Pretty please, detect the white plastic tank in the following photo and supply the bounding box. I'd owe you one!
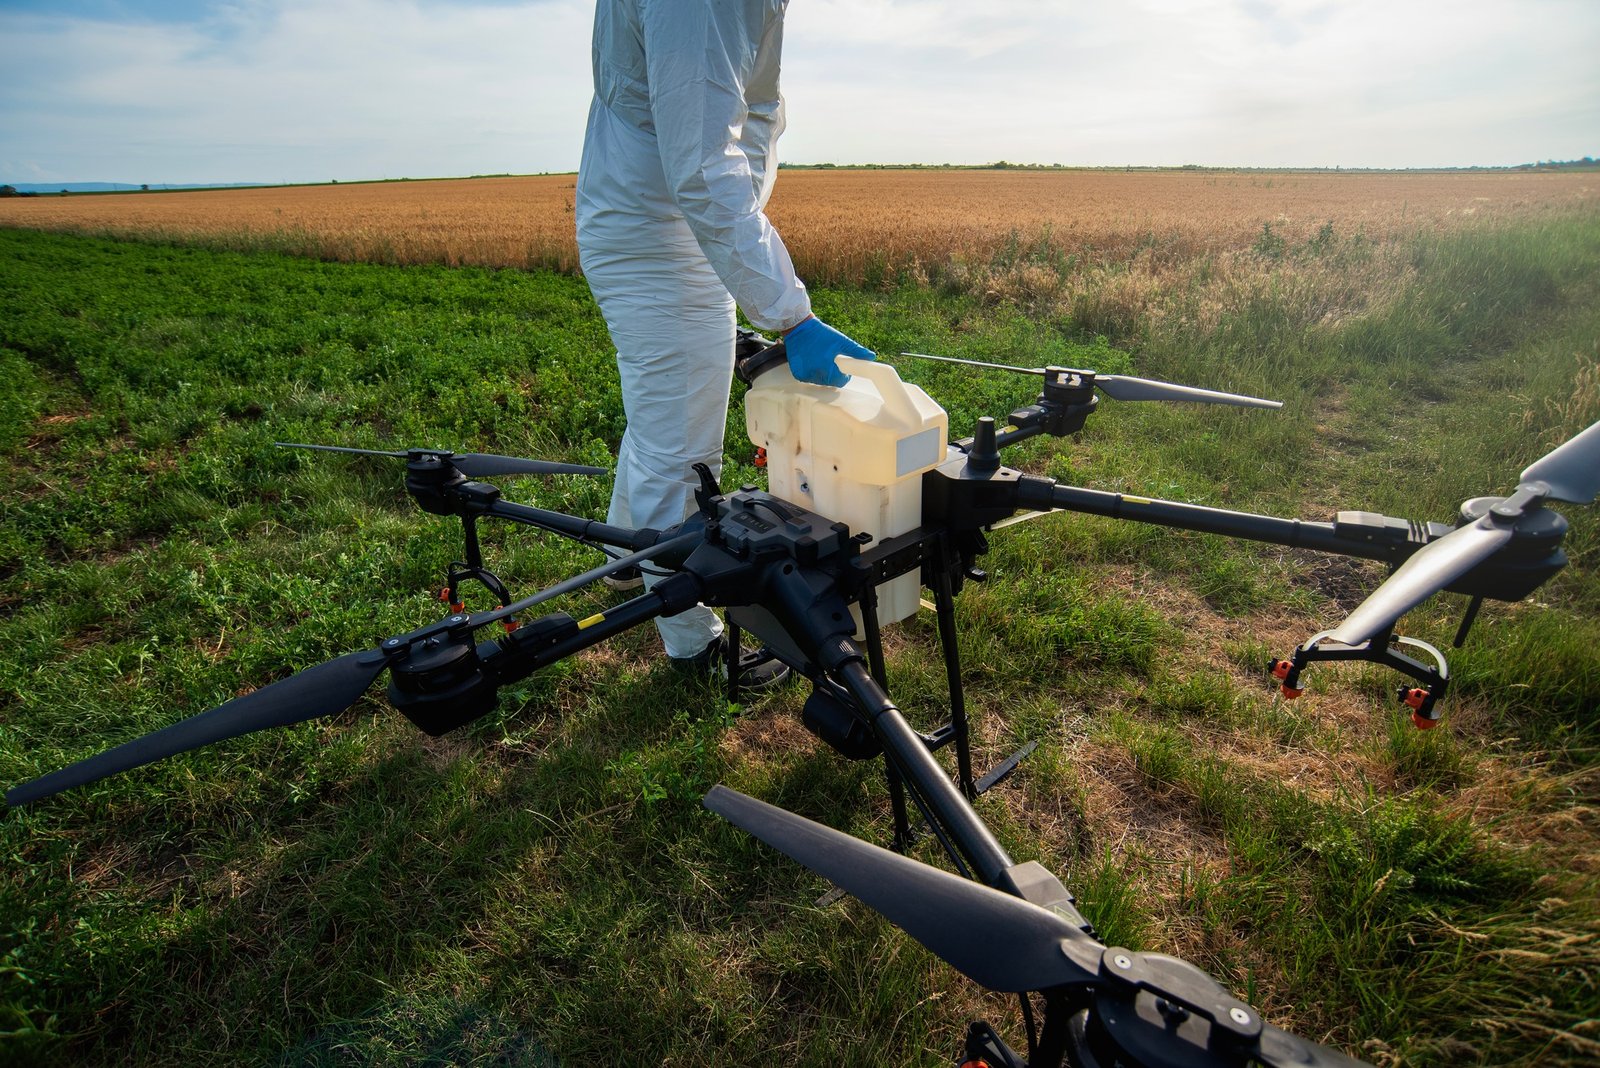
[745,354,948,630]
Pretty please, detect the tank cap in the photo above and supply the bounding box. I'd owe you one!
[735,341,789,385]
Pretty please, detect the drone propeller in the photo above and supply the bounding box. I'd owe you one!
[1094,374,1281,409]
[275,443,608,479]
[705,784,1088,993]
[6,649,391,807]
[896,352,1282,410]
[7,527,701,808]
[1324,521,1512,647]
[1326,418,1600,648]
[1519,419,1600,505]
[706,786,1367,1068]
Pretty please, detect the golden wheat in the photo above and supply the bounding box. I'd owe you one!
[2,169,1593,284]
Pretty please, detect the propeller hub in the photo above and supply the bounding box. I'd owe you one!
[1437,496,1570,603]
[1041,367,1097,407]
[1083,986,1242,1068]
[405,455,471,516]
[1459,496,1568,553]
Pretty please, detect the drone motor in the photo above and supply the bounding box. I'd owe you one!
[801,683,882,760]
[386,623,499,736]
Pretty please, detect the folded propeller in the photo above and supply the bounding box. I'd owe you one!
[1326,419,1600,648]
[896,352,1283,410]
[705,785,1366,1067]
[275,442,608,478]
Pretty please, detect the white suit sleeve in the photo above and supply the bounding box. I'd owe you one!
[741,46,784,210]
[638,0,811,333]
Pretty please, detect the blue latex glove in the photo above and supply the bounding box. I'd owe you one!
[783,316,876,387]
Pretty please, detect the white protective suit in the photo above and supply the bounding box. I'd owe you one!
[577,0,812,658]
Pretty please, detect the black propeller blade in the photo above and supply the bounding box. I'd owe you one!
[704,785,1091,993]
[1258,1025,1371,1068]
[1326,418,1600,648]
[1096,374,1282,409]
[896,352,1282,409]
[1326,519,1513,647]
[450,452,608,479]
[706,786,1369,1068]
[1520,419,1600,505]
[275,442,608,478]
[6,649,390,807]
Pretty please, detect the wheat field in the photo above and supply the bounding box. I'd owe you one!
[2,169,1593,284]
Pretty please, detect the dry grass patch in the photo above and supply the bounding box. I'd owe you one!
[720,700,818,767]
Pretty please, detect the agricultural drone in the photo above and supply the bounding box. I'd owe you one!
[9,330,1599,1068]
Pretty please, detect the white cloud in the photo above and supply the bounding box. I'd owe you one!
[0,0,595,183]
[1,0,1596,182]
[780,0,1600,167]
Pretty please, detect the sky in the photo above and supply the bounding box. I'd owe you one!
[1,0,1597,185]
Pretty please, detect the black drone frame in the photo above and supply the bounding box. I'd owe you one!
[9,337,1597,1068]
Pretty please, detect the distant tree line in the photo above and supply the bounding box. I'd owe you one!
[1521,157,1598,170]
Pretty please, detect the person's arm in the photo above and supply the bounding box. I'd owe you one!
[638,0,809,333]
[739,12,784,210]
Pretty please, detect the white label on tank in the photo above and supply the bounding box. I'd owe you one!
[896,427,943,478]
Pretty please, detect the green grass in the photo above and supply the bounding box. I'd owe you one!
[1,220,1598,1066]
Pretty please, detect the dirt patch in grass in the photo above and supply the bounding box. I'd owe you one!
[23,408,93,455]
[70,831,211,904]
[1025,736,1320,1029]
[1095,564,1385,735]
[417,732,478,772]
[721,701,819,768]
[1287,550,1387,614]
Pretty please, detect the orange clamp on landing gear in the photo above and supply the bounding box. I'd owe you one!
[497,608,520,633]
[1270,659,1304,699]
[438,587,465,613]
[1399,686,1440,729]
[1277,630,1449,723]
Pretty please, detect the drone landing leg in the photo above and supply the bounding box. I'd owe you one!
[462,513,485,571]
[726,614,743,706]
[862,587,915,852]
[928,544,1037,801]
[441,515,516,617]
[933,563,978,798]
[961,1019,1027,1068]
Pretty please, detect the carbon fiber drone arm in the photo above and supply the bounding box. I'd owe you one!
[921,450,1565,608]
[923,453,1433,570]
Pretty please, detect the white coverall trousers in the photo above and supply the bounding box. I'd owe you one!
[577,0,808,659]
[581,224,733,659]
